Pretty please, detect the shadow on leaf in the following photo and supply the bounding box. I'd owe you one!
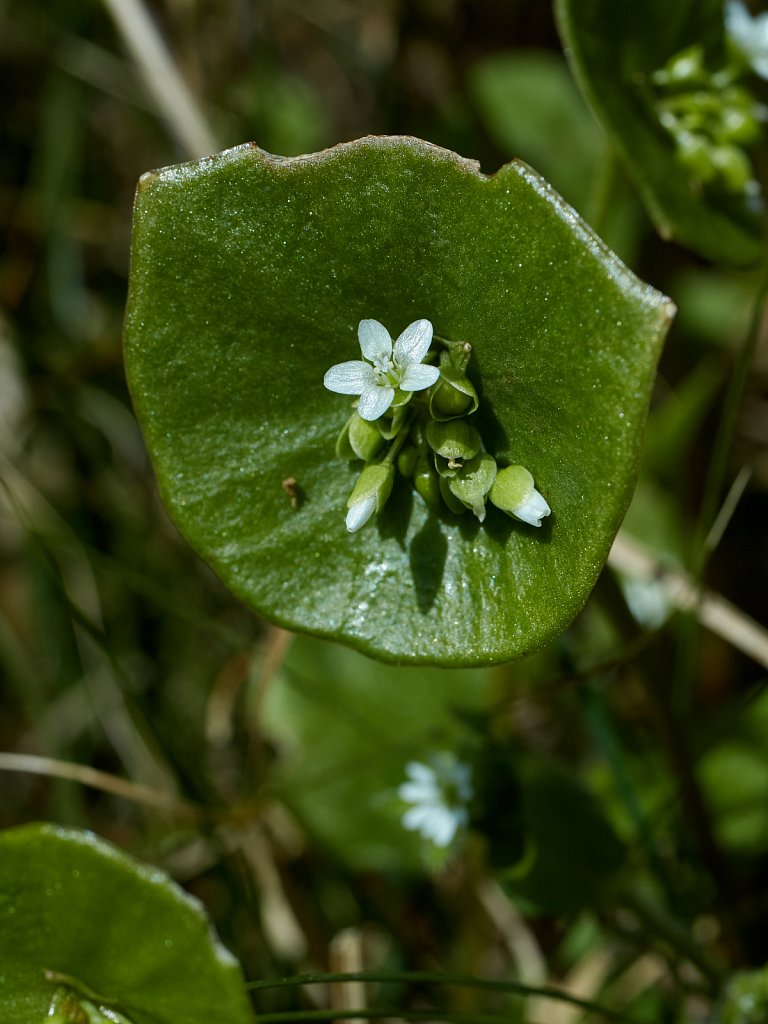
[409,514,448,613]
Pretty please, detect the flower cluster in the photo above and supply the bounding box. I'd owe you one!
[324,318,551,533]
[398,752,473,849]
[650,3,768,199]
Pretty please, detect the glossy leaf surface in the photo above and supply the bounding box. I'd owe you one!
[555,0,765,267]
[0,824,253,1024]
[125,136,672,664]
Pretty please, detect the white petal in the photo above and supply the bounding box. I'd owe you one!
[399,363,440,392]
[399,781,440,803]
[727,1,768,78]
[428,809,459,848]
[405,761,435,784]
[358,319,393,366]
[513,488,551,528]
[402,805,437,833]
[393,319,433,367]
[324,361,376,395]
[357,383,394,421]
[346,494,376,532]
[454,766,474,801]
[727,0,756,47]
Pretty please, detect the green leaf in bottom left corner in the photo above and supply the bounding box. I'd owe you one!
[0,823,253,1024]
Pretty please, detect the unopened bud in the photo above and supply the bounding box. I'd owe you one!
[448,452,497,522]
[413,453,443,512]
[345,462,395,532]
[348,412,385,461]
[426,419,481,464]
[489,465,551,527]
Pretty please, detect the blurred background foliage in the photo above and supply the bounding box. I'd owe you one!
[1,0,768,1021]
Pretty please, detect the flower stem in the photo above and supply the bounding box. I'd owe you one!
[675,264,768,712]
[247,970,641,1023]
[384,416,414,464]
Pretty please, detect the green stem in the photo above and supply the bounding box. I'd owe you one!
[675,267,768,715]
[384,416,414,463]
[692,270,768,581]
[247,970,641,1023]
[251,1012,502,1024]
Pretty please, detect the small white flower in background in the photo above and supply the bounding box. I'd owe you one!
[726,0,768,79]
[398,751,473,848]
[324,318,440,422]
[620,577,671,630]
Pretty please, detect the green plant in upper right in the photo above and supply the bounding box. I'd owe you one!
[651,2,768,199]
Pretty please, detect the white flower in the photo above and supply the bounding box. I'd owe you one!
[324,319,440,422]
[726,0,768,79]
[398,752,473,849]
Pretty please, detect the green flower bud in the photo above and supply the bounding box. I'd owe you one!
[710,142,753,193]
[345,462,394,533]
[391,387,413,409]
[489,465,551,527]
[717,101,761,145]
[444,339,473,373]
[439,475,467,515]
[426,419,481,465]
[676,130,718,182]
[377,403,407,440]
[651,44,706,87]
[447,452,497,522]
[348,412,385,461]
[397,444,418,478]
[335,416,356,460]
[430,367,479,420]
[45,991,90,1024]
[413,453,443,512]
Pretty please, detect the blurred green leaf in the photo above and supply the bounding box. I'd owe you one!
[262,634,494,871]
[501,754,625,915]
[641,356,723,479]
[0,823,253,1024]
[720,967,768,1024]
[699,742,768,854]
[672,269,755,345]
[468,51,645,262]
[555,0,766,266]
[468,50,604,210]
[125,137,672,665]
[230,66,331,157]
[698,690,768,856]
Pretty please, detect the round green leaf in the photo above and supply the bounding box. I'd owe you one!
[555,0,766,267]
[0,823,252,1024]
[125,136,672,665]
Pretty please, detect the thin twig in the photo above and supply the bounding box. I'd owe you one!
[100,0,219,157]
[248,971,642,1024]
[704,464,752,555]
[0,752,199,820]
[609,532,768,672]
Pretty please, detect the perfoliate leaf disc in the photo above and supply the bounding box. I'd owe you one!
[125,136,673,665]
[0,824,253,1024]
